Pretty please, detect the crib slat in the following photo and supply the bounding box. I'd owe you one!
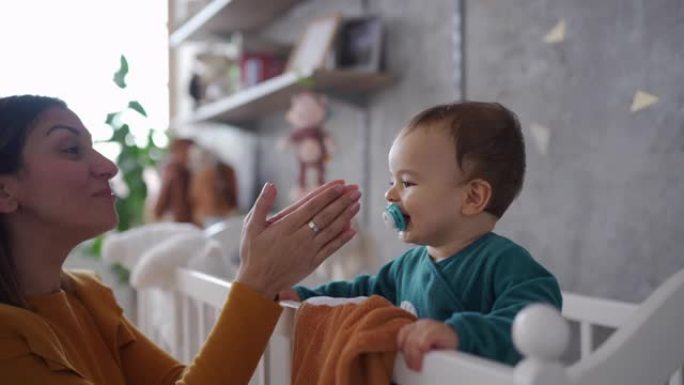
[137,289,148,333]
[192,299,202,358]
[212,306,219,327]
[172,292,182,359]
[247,356,265,385]
[265,335,292,385]
[669,367,683,385]
[265,305,296,385]
[182,295,191,363]
[580,321,593,359]
[198,301,206,340]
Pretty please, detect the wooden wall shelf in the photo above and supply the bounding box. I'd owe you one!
[178,70,394,125]
[170,0,300,47]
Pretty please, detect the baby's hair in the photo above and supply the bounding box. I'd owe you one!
[403,101,525,218]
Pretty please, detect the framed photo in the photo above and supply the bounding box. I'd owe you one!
[286,14,342,74]
[335,16,383,72]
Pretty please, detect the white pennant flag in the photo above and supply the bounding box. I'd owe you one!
[530,123,551,156]
[630,90,659,113]
[544,19,566,44]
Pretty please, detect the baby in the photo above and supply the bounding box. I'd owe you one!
[281,102,562,369]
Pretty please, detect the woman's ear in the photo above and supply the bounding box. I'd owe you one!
[0,178,19,214]
[461,179,492,216]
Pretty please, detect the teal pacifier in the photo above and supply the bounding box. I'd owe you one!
[383,203,407,232]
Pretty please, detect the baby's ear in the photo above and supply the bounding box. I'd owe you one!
[0,178,20,214]
[461,179,492,216]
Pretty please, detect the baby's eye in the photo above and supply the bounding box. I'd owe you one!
[389,180,395,187]
[401,181,415,188]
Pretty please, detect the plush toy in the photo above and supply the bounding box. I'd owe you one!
[187,145,238,227]
[153,138,194,223]
[282,91,335,200]
[154,139,238,227]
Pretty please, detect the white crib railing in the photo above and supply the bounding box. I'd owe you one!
[136,267,684,385]
[562,292,636,360]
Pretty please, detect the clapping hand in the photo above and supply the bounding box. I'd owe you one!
[236,180,361,299]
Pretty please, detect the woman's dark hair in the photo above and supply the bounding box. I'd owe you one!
[0,95,67,307]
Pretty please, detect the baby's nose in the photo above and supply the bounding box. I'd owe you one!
[384,186,399,202]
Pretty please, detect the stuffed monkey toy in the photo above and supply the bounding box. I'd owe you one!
[283,91,334,200]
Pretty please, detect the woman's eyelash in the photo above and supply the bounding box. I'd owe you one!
[64,146,81,155]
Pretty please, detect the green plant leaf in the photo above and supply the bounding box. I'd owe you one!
[109,124,130,144]
[110,263,130,283]
[105,112,118,126]
[89,236,104,257]
[104,56,166,284]
[128,100,147,117]
[115,199,131,231]
[113,55,129,89]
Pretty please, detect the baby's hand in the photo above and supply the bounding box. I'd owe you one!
[277,288,300,301]
[397,320,459,371]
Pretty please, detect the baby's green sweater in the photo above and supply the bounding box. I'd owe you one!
[295,232,562,365]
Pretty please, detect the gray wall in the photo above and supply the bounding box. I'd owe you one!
[466,0,684,302]
[243,0,683,303]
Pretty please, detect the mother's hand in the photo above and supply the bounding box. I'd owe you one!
[236,181,361,299]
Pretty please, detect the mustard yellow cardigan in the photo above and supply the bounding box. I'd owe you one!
[0,270,282,385]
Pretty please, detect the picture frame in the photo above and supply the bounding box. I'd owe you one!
[335,16,383,72]
[286,14,342,74]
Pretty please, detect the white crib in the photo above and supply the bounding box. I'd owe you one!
[135,267,684,385]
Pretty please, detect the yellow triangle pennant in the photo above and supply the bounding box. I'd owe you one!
[630,90,659,113]
[530,123,551,156]
[544,19,566,44]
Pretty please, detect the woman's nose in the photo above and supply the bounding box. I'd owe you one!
[92,150,119,179]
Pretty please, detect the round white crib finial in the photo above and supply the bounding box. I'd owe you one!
[512,303,569,360]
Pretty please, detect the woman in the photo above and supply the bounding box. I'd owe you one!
[0,95,362,384]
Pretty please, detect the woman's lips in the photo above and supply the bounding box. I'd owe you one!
[92,187,114,197]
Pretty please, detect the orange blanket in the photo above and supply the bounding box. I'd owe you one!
[292,295,417,385]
